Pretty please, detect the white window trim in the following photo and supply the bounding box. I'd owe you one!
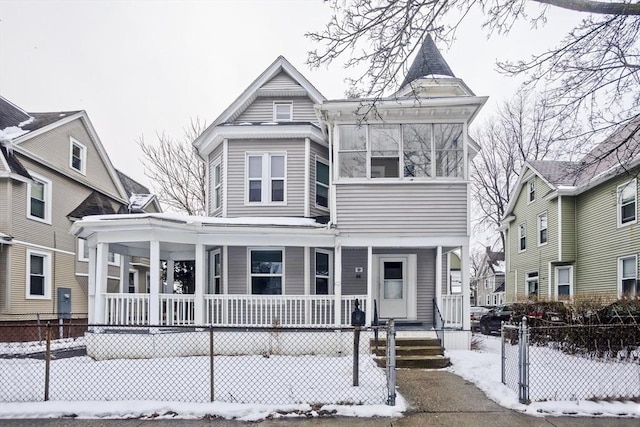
[518,223,527,253]
[537,212,548,247]
[247,247,285,295]
[69,137,87,175]
[212,157,222,212]
[618,254,638,298]
[78,238,89,262]
[245,152,287,205]
[617,179,637,228]
[555,265,573,299]
[146,272,151,293]
[26,171,52,224]
[314,248,333,295]
[210,249,222,294]
[108,252,121,267]
[525,271,539,297]
[26,248,52,299]
[273,101,293,122]
[337,123,465,181]
[315,156,330,210]
[129,269,139,293]
[527,179,536,204]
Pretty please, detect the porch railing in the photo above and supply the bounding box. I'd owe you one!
[103,293,368,327]
[441,294,464,329]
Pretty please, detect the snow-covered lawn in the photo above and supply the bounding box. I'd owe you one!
[0,336,85,356]
[447,334,640,418]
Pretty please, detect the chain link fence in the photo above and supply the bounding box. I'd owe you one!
[0,323,395,406]
[0,313,88,343]
[502,319,640,403]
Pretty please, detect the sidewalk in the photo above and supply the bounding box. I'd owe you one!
[1,369,637,426]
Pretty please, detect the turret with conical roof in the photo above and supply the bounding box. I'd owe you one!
[396,34,474,98]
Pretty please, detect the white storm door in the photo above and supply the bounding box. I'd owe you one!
[379,257,408,319]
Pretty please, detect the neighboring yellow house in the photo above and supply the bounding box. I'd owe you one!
[0,95,160,322]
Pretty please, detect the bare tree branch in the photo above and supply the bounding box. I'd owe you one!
[138,118,207,216]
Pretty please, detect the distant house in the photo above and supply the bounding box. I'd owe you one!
[472,247,505,307]
[72,36,487,349]
[501,118,639,302]
[0,95,160,322]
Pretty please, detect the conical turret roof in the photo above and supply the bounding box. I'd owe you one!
[400,34,455,89]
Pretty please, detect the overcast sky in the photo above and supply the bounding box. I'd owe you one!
[0,0,581,191]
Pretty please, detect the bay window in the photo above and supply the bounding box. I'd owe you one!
[315,158,329,208]
[246,153,286,204]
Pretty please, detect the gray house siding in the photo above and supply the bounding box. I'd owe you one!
[560,196,576,262]
[236,97,317,124]
[262,71,304,90]
[309,142,330,218]
[226,139,305,217]
[208,144,224,217]
[335,183,467,236]
[342,248,367,295]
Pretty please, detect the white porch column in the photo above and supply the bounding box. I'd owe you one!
[119,255,130,293]
[149,240,160,326]
[87,244,97,324]
[435,246,443,313]
[334,245,342,327]
[94,242,109,324]
[461,243,471,330]
[165,260,174,294]
[194,242,206,325]
[304,246,311,324]
[366,246,373,326]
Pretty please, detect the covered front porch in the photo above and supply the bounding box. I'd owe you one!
[71,214,468,331]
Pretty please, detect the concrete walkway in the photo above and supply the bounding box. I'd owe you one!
[1,369,637,426]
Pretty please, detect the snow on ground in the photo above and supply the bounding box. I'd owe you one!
[0,351,406,420]
[0,337,85,356]
[447,334,640,418]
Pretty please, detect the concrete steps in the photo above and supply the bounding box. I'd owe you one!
[371,337,450,369]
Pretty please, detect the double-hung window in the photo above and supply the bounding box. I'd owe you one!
[618,179,637,227]
[370,125,401,178]
[273,102,292,122]
[315,158,329,208]
[315,250,332,295]
[525,271,539,297]
[528,180,536,203]
[433,124,463,178]
[209,250,221,294]
[537,212,548,246]
[69,137,87,174]
[213,160,222,211]
[619,255,638,297]
[250,249,283,294]
[518,223,527,252]
[26,249,51,299]
[246,153,286,203]
[556,266,572,298]
[27,171,52,223]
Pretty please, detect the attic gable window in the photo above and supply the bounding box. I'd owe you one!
[528,180,536,203]
[273,102,292,122]
[618,179,637,227]
[70,138,87,175]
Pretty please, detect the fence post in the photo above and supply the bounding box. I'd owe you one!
[44,322,51,401]
[386,319,396,406]
[501,321,505,385]
[353,326,360,386]
[518,316,530,404]
[209,326,214,402]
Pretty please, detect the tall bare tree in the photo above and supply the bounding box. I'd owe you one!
[138,119,207,216]
[307,0,640,144]
[471,91,579,250]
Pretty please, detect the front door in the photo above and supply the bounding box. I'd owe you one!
[379,257,408,319]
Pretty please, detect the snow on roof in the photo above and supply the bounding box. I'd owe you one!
[493,260,506,273]
[129,194,154,210]
[0,126,30,142]
[82,213,326,228]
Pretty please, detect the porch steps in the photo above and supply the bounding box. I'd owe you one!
[370,337,450,369]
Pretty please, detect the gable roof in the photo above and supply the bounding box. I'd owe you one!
[0,145,32,180]
[0,95,31,129]
[194,56,327,159]
[67,191,119,220]
[400,34,455,89]
[116,169,161,213]
[503,117,640,221]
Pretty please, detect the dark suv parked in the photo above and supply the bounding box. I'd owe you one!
[478,305,513,335]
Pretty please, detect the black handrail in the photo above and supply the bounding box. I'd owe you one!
[432,298,445,351]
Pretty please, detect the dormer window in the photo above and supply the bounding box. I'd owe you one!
[70,138,87,174]
[273,102,292,122]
